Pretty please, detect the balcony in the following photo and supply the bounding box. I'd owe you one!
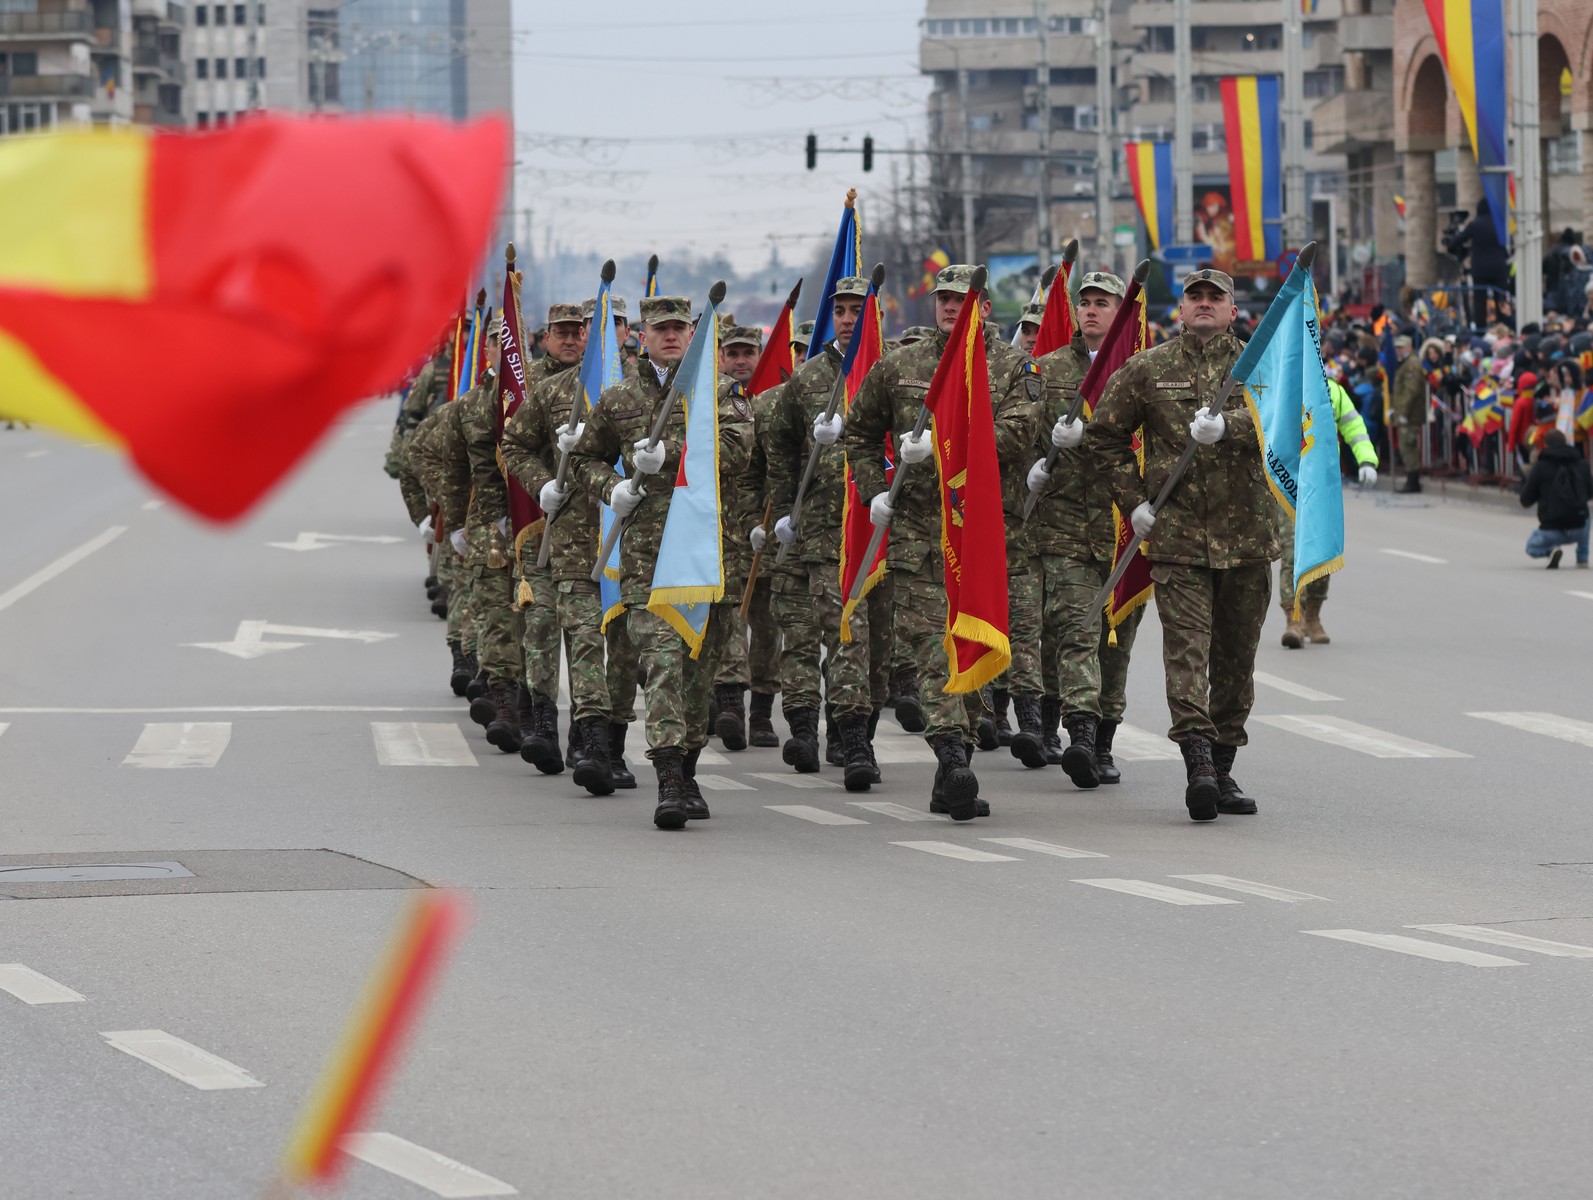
[133,44,186,82]
[1311,87,1394,153]
[1129,1,1343,29]
[0,10,93,39]
[0,73,95,98]
[1339,13,1393,54]
[93,25,123,51]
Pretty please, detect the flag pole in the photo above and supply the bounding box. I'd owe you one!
[846,266,987,605]
[538,258,616,569]
[739,498,775,620]
[1088,241,1318,614]
[776,261,886,566]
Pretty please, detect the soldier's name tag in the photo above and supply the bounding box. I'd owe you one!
[902,378,933,390]
[1155,381,1193,391]
[606,406,643,420]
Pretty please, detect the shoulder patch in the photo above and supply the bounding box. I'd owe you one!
[729,389,751,419]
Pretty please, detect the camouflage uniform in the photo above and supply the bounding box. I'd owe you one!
[1391,341,1425,483]
[408,383,479,653]
[386,348,451,518]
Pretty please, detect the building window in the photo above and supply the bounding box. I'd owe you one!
[1021,110,1039,131]
[235,57,247,76]
[195,4,206,24]
[215,57,227,78]
[196,58,208,78]
[968,113,992,132]
[1075,105,1097,130]
[1192,80,1210,102]
[214,4,226,24]
[257,2,265,20]
[10,51,37,75]
[1303,120,1313,149]
[197,112,209,127]
[234,4,245,23]
[257,56,266,76]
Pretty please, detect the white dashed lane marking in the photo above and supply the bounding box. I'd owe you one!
[747,772,839,789]
[891,841,1020,862]
[697,775,756,792]
[122,722,232,768]
[1109,724,1182,761]
[0,965,86,1005]
[1405,925,1593,958]
[979,838,1108,859]
[100,1030,266,1089]
[1168,875,1329,902]
[1467,711,1593,750]
[1379,548,1448,564]
[1072,879,1242,906]
[1302,930,1524,967]
[372,722,477,766]
[848,801,949,822]
[340,1132,518,1197]
[1256,715,1469,758]
[1253,672,1342,702]
[765,805,868,825]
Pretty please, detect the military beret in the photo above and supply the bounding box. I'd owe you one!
[1183,268,1234,296]
[1078,270,1127,298]
[547,302,583,327]
[931,263,982,295]
[898,325,936,344]
[1018,300,1046,326]
[832,276,871,300]
[640,295,693,325]
[580,294,629,321]
[791,320,815,345]
[722,325,763,349]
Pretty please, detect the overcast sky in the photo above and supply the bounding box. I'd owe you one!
[510,2,931,273]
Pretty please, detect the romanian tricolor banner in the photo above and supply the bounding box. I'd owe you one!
[925,284,1010,693]
[0,115,506,520]
[646,291,725,657]
[1031,254,1076,358]
[838,278,888,642]
[1219,76,1283,265]
[804,190,861,360]
[1422,0,1511,243]
[580,271,629,632]
[1576,388,1593,433]
[499,264,543,558]
[1462,379,1505,440]
[748,281,799,397]
[1125,141,1174,252]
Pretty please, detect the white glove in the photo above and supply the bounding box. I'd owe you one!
[1051,416,1084,450]
[539,479,568,515]
[1189,408,1226,444]
[556,421,584,454]
[812,413,844,445]
[749,525,767,553]
[869,492,895,528]
[1027,458,1052,493]
[496,516,509,536]
[1130,502,1156,538]
[609,477,644,518]
[418,515,433,543]
[899,429,933,465]
[450,528,468,556]
[632,439,666,475]
[774,515,799,545]
[1358,464,1377,488]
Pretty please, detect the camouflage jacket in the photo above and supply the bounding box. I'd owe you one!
[718,377,762,589]
[1086,330,1277,569]
[844,325,1034,562]
[408,396,470,533]
[748,384,804,579]
[384,352,451,477]
[1018,334,1118,563]
[1390,354,1426,424]
[499,356,589,581]
[766,342,851,564]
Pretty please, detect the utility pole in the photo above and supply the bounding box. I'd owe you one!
[1281,0,1308,246]
[958,64,977,263]
[1509,0,1543,327]
[1172,0,1193,245]
[1094,0,1114,271]
[1033,0,1053,272]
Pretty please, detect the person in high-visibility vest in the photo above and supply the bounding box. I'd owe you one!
[1280,378,1379,648]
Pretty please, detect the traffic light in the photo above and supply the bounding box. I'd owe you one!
[862,136,874,172]
[805,133,817,171]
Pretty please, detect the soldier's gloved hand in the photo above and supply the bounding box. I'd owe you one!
[1188,408,1226,444]
[539,479,568,515]
[1026,458,1052,493]
[1358,464,1378,488]
[749,525,768,553]
[556,422,585,454]
[632,439,666,475]
[868,492,895,528]
[450,528,469,556]
[1051,415,1084,449]
[418,515,433,544]
[1130,502,1156,537]
[610,477,644,518]
[774,515,799,545]
[898,429,933,464]
[812,413,844,445]
[1397,415,1410,426]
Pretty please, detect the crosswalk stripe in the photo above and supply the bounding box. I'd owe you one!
[1405,924,1593,958]
[695,747,731,766]
[1565,590,1593,602]
[1111,723,1182,761]
[848,801,949,822]
[1256,714,1469,758]
[1072,878,1242,905]
[765,805,868,825]
[371,722,477,767]
[747,772,839,789]
[1380,548,1448,564]
[1168,875,1329,902]
[980,837,1107,859]
[697,774,756,792]
[867,741,936,764]
[0,964,86,1005]
[1253,672,1342,702]
[891,841,1020,862]
[122,722,232,768]
[0,721,8,741]
[340,1132,518,1197]
[1467,711,1593,750]
[100,1029,266,1089]
[1302,930,1524,967]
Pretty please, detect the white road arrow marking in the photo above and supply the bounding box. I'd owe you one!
[184,619,397,659]
[266,532,405,552]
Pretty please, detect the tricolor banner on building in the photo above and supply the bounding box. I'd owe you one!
[838,278,888,643]
[1422,0,1511,243]
[1219,76,1283,266]
[1125,141,1174,252]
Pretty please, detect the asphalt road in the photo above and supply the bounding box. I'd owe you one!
[3,404,1592,1199]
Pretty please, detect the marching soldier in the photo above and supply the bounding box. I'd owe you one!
[897,326,934,347]
[1390,333,1426,494]
[1014,300,1045,354]
[385,338,452,513]
[790,321,813,357]
[1087,268,1274,822]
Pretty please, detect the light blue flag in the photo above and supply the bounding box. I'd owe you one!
[645,293,724,657]
[577,277,629,631]
[1237,260,1345,615]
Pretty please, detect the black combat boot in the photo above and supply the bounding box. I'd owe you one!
[1095,719,1122,785]
[975,688,1000,752]
[1178,734,1221,822]
[1395,470,1422,494]
[1060,713,1101,789]
[465,667,489,704]
[565,717,587,771]
[1212,743,1258,815]
[572,716,615,796]
[781,707,821,773]
[484,680,521,753]
[865,707,883,784]
[448,640,473,697]
[1009,693,1047,769]
[680,747,710,820]
[427,582,444,601]
[1041,696,1066,766]
[748,691,779,748]
[430,593,449,620]
[992,687,1014,747]
[468,675,497,726]
[927,734,980,821]
[714,683,747,751]
[651,747,689,830]
[519,698,563,774]
[825,705,843,767]
[608,721,637,789]
[424,574,438,591]
[838,715,874,793]
[893,666,926,733]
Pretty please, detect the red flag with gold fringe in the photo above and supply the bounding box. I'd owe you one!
[838,281,888,642]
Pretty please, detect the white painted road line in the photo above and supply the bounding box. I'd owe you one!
[122,722,232,768]
[748,772,839,789]
[0,721,8,740]
[1406,924,1593,959]
[869,741,937,764]
[892,841,1019,862]
[140,499,165,511]
[849,800,949,822]
[1256,715,1469,759]
[0,964,86,1005]
[1253,672,1343,702]
[1169,875,1329,902]
[1303,930,1524,967]
[1565,591,1593,602]
[0,525,127,615]
[100,1030,266,1089]
[695,747,731,766]
[980,837,1108,859]
[24,449,48,459]
[1467,711,1593,750]
[765,804,867,825]
[1111,723,1182,761]
[341,1132,517,1197]
[697,774,756,792]
[372,723,477,767]
[1072,879,1242,906]
[1380,548,1448,564]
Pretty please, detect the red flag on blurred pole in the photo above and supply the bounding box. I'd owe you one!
[1031,257,1076,357]
[748,280,800,397]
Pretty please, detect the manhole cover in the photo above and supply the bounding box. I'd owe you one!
[0,861,195,883]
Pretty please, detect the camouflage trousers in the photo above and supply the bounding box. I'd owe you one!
[769,571,823,713]
[996,563,1042,696]
[809,561,892,719]
[1276,515,1328,611]
[1150,561,1271,746]
[518,562,560,703]
[1039,555,1144,721]
[553,579,610,724]
[630,602,732,755]
[892,546,984,740]
[747,575,781,694]
[472,563,521,683]
[1397,423,1422,476]
[443,551,474,646]
[606,607,640,724]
